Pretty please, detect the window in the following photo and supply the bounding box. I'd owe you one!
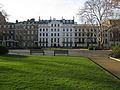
[75,33,77,36]
[82,38,84,42]
[58,33,59,36]
[4,25,6,28]
[66,38,68,42]
[58,24,59,27]
[54,33,56,36]
[31,36,34,40]
[82,33,84,36]
[43,38,45,42]
[58,38,59,43]
[82,29,84,32]
[54,38,56,42]
[27,36,29,40]
[28,31,30,34]
[67,29,69,32]
[54,29,56,32]
[43,29,45,32]
[31,31,34,34]
[10,31,13,34]
[43,33,45,36]
[105,39,107,44]
[51,24,53,27]
[67,33,69,36]
[51,33,53,36]
[91,33,93,36]
[105,34,107,37]
[91,29,93,32]
[46,33,48,36]
[94,29,96,32]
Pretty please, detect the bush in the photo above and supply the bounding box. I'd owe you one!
[111,45,120,58]
[0,45,9,55]
[88,46,94,50]
[88,46,101,50]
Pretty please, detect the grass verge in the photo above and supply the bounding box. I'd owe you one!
[0,55,120,90]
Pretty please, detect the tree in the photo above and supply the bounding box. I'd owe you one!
[112,0,120,8]
[0,4,8,23]
[78,0,120,49]
[0,4,8,46]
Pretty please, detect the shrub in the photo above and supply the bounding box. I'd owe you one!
[88,46,94,50]
[88,46,100,50]
[0,45,9,55]
[111,45,120,58]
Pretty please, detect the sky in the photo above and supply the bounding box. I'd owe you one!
[0,0,86,23]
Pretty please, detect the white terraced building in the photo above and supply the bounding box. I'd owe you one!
[38,18,76,47]
[38,18,120,48]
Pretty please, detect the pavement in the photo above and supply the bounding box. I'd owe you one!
[70,50,120,80]
[9,49,120,80]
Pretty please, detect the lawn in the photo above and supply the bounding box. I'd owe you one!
[0,55,120,90]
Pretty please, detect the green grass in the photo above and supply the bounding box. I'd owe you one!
[0,55,120,90]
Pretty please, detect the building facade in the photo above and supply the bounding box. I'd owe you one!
[38,19,114,48]
[15,19,38,48]
[0,14,120,48]
[0,12,17,48]
[38,19,75,47]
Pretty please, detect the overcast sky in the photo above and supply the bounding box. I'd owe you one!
[0,0,86,23]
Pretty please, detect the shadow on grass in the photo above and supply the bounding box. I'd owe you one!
[1,54,29,58]
[37,65,120,89]
[0,66,30,74]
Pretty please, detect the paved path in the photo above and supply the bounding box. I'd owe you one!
[70,50,120,79]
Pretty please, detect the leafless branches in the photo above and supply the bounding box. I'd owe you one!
[0,4,8,23]
[78,0,120,48]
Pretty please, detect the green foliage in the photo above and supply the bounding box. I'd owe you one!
[0,55,120,90]
[0,45,8,55]
[111,45,120,58]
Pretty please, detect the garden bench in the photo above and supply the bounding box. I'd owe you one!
[54,50,68,56]
[30,49,45,55]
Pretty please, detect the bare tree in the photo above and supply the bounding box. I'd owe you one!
[112,0,120,7]
[0,4,8,46]
[78,0,120,49]
[0,4,8,23]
